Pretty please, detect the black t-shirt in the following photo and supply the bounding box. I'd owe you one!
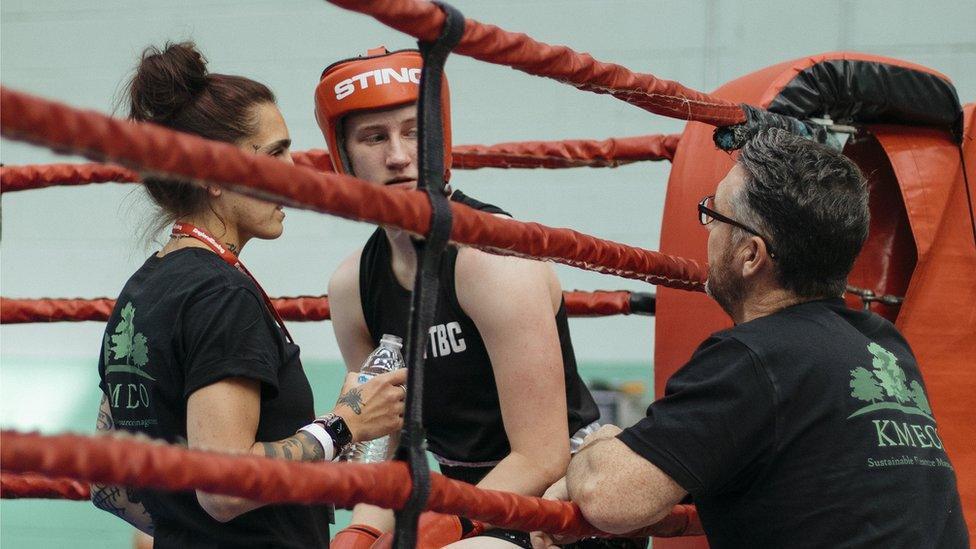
[97,248,330,548]
[359,190,599,470]
[618,298,967,548]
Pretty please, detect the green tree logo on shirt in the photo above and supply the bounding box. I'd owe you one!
[104,302,155,381]
[848,342,931,421]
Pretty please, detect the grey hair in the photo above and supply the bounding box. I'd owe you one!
[735,128,869,298]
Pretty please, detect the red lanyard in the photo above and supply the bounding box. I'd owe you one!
[171,223,293,343]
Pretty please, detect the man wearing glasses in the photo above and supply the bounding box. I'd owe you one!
[532,128,967,549]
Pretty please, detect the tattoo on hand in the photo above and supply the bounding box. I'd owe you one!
[336,387,365,415]
[259,431,325,461]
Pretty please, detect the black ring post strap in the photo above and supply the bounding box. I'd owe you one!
[392,3,464,548]
[628,291,657,316]
[713,104,841,151]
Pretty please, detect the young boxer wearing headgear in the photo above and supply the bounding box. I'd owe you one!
[318,48,604,549]
[319,48,476,549]
[314,47,453,181]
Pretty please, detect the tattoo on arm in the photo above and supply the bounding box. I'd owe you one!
[92,394,154,534]
[91,484,124,514]
[97,407,114,431]
[258,430,325,461]
[91,483,155,535]
[336,387,365,415]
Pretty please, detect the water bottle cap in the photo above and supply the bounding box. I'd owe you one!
[380,334,403,349]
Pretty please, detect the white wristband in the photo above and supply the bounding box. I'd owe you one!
[299,423,338,461]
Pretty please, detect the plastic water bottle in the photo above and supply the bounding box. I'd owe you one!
[341,334,406,462]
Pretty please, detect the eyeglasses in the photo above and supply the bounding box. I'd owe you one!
[698,195,777,259]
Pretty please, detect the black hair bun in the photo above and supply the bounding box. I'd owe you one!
[128,41,208,122]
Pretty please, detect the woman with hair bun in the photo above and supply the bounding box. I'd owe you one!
[91,41,407,548]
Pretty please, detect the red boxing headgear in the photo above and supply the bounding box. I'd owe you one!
[314,47,452,180]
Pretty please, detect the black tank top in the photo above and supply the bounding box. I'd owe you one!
[359,191,599,468]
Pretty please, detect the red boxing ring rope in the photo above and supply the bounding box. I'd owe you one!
[0,87,706,291]
[291,135,681,172]
[326,0,746,127]
[0,134,679,194]
[1,297,120,324]
[1,471,90,501]
[0,430,700,538]
[0,163,134,192]
[450,134,680,169]
[0,291,639,324]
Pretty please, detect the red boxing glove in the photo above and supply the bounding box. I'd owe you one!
[332,524,384,549]
[370,512,486,549]
[637,504,704,537]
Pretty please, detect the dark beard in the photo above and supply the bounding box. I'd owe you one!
[705,249,748,321]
